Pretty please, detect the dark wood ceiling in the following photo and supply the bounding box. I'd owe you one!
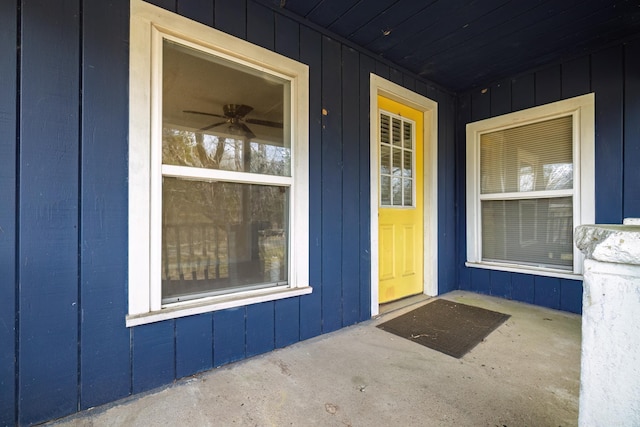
[255,0,640,92]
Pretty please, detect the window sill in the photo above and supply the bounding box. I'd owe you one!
[126,286,312,327]
[465,261,582,280]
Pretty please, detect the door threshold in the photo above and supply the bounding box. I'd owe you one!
[378,294,432,316]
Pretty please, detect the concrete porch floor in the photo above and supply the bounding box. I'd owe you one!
[46,291,581,427]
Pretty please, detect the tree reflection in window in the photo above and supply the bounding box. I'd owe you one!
[162,128,290,175]
[544,163,573,191]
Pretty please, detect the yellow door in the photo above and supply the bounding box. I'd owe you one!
[378,96,424,304]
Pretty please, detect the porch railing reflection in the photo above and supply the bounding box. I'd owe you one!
[162,222,286,303]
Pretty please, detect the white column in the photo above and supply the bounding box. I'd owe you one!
[575,220,640,426]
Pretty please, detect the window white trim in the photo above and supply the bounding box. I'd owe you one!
[465,93,595,278]
[127,0,309,326]
[369,75,439,316]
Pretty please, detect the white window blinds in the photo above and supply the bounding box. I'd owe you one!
[479,116,574,270]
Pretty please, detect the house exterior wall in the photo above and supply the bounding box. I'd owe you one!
[0,1,456,425]
[456,38,640,314]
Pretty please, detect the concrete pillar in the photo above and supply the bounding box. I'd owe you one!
[575,220,640,426]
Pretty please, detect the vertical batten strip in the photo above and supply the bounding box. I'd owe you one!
[592,46,624,224]
[341,46,360,326]
[320,36,344,333]
[299,26,323,340]
[358,55,375,322]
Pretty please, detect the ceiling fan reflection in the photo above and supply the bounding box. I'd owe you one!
[184,104,283,139]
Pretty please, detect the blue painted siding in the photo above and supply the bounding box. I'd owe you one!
[429,84,458,295]
[274,298,300,348]
[176,314,213,378]
[213,308,246,367]
[456,93,472,295]
[246,302,275,357]
[490,271,512,300]
[534,276,561,310]
[177,0,214,26]
[534,65,561,106]
[214,0,246,39]
[624,39,640,217]
[511,273,535,305]
[275,14,299,59]
[358,54,375,322]
[0,0,17,424]
[511,74,535,111]
[132,321,175,394]
[320,36,344,334]
[80,0,132,411]
[19,1,80,424]
[341,45,362,327]
[247,1,274,50]
[299,25,324,340]
[561,56,590,99]
[560,279,583,314]
[592,46,624,224]
[457,41,640,314]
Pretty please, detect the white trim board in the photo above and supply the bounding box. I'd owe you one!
[369,74,439,317]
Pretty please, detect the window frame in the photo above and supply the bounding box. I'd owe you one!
[465,93,594,279]
[127,0,310,326]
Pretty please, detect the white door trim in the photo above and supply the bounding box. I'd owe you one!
[370,74,438,316]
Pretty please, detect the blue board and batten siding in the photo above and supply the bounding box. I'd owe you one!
[456,40,640,314]
[0,0,17,423]
[0,0,456,425]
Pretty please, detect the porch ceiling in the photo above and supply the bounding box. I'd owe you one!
[255,0,640,92]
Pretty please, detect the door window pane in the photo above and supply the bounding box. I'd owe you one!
[393,148,402,176]
[403,179,413,206]
[392,118,401,146]
[392,177,402,206]
[403,122,412,149]
[381,145,391,175]
[403,151,412,177]
[381,175,391,205]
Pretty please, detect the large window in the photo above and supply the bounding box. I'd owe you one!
[466,94,594,278]
[128,0,309,325]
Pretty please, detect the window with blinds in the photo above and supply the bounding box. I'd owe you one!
[480,116,574,270]
[379,111,414,207]
[465,93,595,278]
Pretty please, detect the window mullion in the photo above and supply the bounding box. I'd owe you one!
[161,164,293,186]
[479,189,573,201]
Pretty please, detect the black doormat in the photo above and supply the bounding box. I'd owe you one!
[377,299,510,358]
